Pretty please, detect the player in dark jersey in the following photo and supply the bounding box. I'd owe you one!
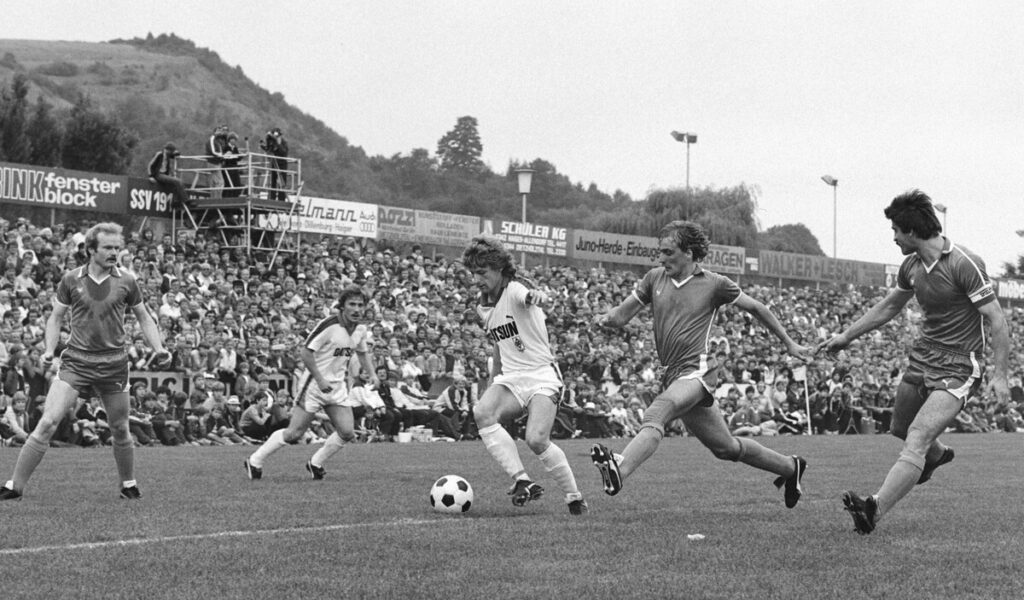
[1,223,169,501]
[590,220,812,509]
[819,190,1010,535]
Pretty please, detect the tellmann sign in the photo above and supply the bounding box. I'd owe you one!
[258,196,378,239]
[0,161,126,212]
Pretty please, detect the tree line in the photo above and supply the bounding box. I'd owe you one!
[0,73,137,174]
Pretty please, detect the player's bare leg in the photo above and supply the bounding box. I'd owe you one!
[684,404,794,475]
[4,380,79,496]
[684,403,806,507]
[874,391,961,520]
[525,393,585,513]
[889,382,954,484]
[593,378,703,496]
[623,378,707,478]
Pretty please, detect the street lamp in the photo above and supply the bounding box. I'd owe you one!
[821,175,838,259]
[514,167,534,269]
[670,131,698,192]
[934,203,947,234]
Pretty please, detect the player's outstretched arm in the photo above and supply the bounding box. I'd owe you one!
[525,288,550,307]
[732,292,811,361]
[596,295,644,329]
[978,300,1011,408]
[816,288,913,355]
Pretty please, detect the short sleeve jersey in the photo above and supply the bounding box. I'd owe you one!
[633,266,741,382]
[55,266,143,352]
[303,316,370,383]
[476,279,554,373]
[896,238,995,354]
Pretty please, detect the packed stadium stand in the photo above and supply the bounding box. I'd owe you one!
[3,209,1023,449]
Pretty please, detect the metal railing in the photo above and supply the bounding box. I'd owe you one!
[176,151,301,201]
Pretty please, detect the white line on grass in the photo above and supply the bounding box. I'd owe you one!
[0,517,441,556]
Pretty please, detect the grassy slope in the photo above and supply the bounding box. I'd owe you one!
[0,38,344,182]
[0,40,196,109]
[0,434,1021,600]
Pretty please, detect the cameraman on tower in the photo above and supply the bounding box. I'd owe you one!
[259,127,289,201]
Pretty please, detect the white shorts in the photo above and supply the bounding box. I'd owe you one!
[492,364,563,409]
[295,371,353,413]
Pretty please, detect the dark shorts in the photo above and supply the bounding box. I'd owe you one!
[643,365,719,433]
[902,342,982,401]
[661,359,718,409]
[58,348,130,396]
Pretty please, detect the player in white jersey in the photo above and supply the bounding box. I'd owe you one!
[245,286,381,481]
[463,235,587,515]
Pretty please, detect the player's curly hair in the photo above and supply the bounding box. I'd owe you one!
[658,220,710,261]
[884,189,942,239]
[337,284,366,307]
[461,235,517,278]
[83,222,124,255]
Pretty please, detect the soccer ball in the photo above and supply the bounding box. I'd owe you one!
[429,475,473,513]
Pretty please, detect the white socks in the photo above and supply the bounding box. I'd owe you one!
[537,443,580,497]
[248,429,287,468]
[479,423,527,480]
[310,432,346,468]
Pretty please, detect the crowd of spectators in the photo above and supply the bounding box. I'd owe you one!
[3,214,1024,449]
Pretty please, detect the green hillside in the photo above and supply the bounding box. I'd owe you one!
[0,35,632,225]
[0,36,361,193]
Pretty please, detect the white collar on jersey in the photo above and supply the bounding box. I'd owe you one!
[921,236,953,273]
[78,264,124,284]
[669,265,704,287]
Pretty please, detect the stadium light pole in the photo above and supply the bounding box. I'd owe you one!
[671,131,697,220]
[934,203,947,234]
[821,175,838,259]
[515,167,534,269]
[670,130,698,192]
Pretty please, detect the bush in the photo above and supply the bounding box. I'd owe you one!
[86,61,115,77]
[34,61,80,77]
[0,52,23,71]
[119,67,141,85]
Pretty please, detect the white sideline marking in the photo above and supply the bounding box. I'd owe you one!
[0,518,439,556]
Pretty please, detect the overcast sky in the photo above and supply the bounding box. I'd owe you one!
[4,1,1023,272]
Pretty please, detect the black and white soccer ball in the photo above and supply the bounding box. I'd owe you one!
[429,475,473,514]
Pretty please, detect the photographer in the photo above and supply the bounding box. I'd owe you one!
[222,132,246,198]
[204,125,228,198]
[147,142,187,208]
[259,127,289,201]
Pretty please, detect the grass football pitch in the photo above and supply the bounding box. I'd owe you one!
[1,434,1021,600]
